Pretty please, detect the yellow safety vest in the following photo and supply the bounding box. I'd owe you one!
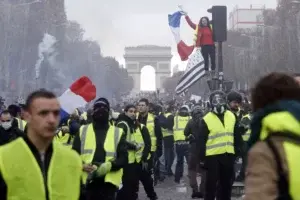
[0,138,82,200]
[79,124,123,187]
[259,111,300,199]
[117,120,135,164]
[162,113,173,138]
[143,113,156,152]
[174,115,190,141]
[203,111,236,156]
[118,121,150,164]
[16,118,27,131]
[54,130,74,148]
[241,114,251,141]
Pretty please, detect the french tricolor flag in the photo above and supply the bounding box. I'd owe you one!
[59,76,96,122]
[168,11,194,61]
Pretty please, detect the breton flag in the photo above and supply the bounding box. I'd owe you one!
[59,76,96,122]
[175,52,205,95]
[168,11,194,61]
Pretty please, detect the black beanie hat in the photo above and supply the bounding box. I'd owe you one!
[94,97,110,109]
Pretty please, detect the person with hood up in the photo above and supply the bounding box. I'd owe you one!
[184,104,205,198]
[116,104,152,200]
[72,97,128,200]
[199,91,240,200]
[174,105,191,184]
[245,72,300,200]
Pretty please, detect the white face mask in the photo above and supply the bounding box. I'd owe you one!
[1,121,12,130]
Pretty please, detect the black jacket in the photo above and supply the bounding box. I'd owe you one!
[116,113,151,162]
[198,110,243,161]
[0,126,23,146]
[72,122,128,187]
[0,136,82,200]
[184,117,203,143]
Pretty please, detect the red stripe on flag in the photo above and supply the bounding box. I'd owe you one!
[177,41,194,61]
[70,76,96,102]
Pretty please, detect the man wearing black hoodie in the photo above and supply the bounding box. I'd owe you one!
[116,104,152,200]
[72,98,128,200]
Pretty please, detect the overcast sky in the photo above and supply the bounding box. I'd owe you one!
[65,0,277,69]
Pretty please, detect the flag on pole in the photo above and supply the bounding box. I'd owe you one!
[59,76,96,122]
[168,11,194,61]
[175,50,205,95]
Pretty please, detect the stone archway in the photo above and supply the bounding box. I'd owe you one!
[124,45,172,92]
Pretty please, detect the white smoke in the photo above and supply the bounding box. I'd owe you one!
[35,33,57,79]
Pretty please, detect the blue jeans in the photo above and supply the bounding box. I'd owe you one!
[175,142,189,182]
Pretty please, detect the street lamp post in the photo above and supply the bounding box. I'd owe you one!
[207,6,228,92]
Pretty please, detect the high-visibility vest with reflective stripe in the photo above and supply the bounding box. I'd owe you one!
[0,138,82,200]
[118,121,150,163]
[117,121,135,164]
[242,114,251,141]
[79,124,123,187]
[203,111,236,156]
[54,131,74,148]
[162,113,173,138]
[133,124,151,163]
[174,115,190,141]
[16,118,27,131]
[146,114,157,152]
[259,111,300,199]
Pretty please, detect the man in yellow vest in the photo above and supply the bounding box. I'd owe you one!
[160,106,175,177]
[55,109,82,148]
[7,104,27,132]
[116,104,152,200]
[200,91,240,200]
[72,97,128,200]
[137,98,159,200]
[174,105,190,184]
[0,90,82,200]
[236,106,252,182]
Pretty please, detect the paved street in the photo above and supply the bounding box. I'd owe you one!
[138,173,244,200]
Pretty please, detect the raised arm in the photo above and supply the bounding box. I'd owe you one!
[185,15,196,30]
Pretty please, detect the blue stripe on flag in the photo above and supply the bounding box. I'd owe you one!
[60,109,70,126]
[168,11,182,28]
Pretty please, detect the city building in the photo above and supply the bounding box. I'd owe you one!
[229,5,266,31]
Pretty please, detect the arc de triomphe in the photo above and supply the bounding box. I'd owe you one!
[124,45,172,92]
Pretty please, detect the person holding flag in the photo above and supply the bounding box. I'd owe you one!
[168,7,209,96]
[181,7,216,75]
